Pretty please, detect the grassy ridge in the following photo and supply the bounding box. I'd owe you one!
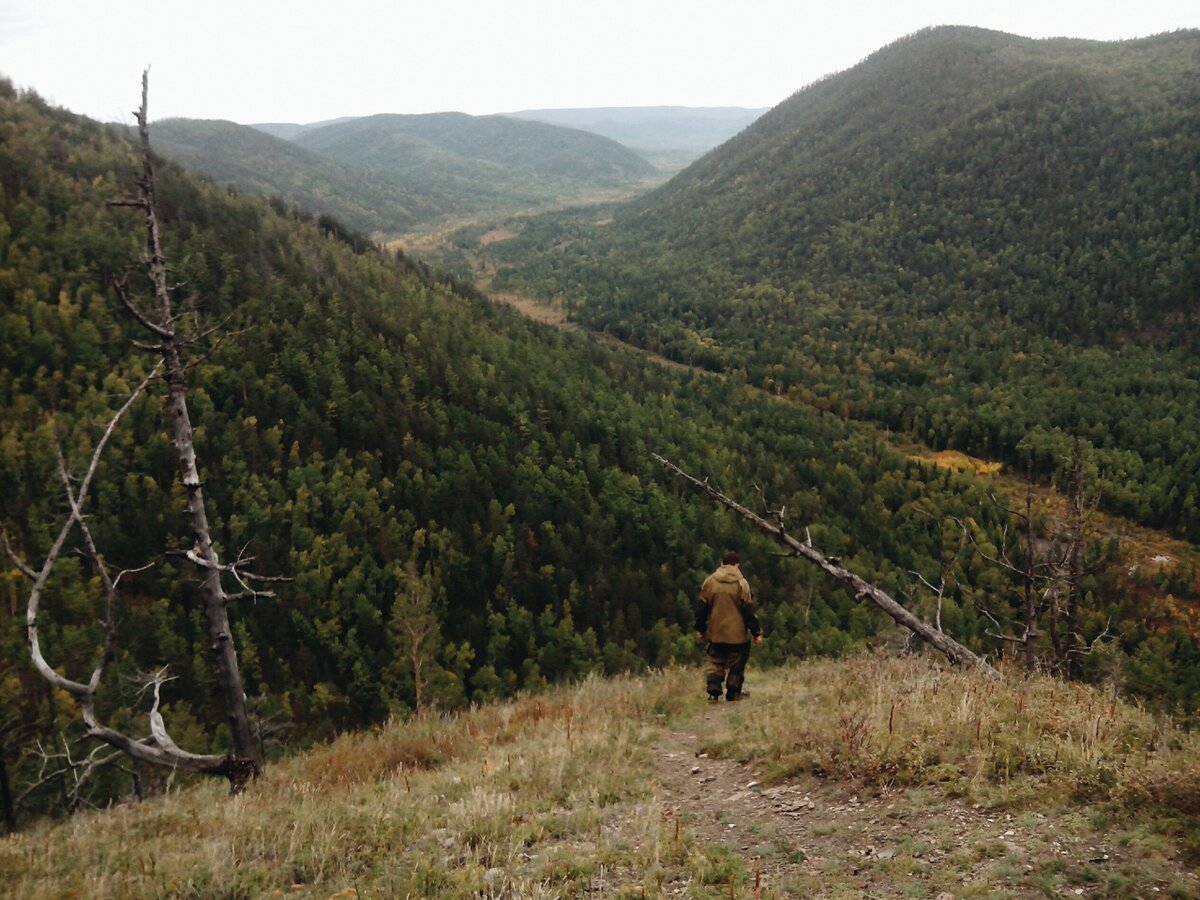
[4,656,1198,898]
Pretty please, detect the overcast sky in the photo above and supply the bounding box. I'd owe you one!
[1,0,1196,125]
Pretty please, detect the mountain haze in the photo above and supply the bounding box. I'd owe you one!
[3,29,1200,829]
[18,77,1175,816]
[250,117,357,140]
[505,106,769,168]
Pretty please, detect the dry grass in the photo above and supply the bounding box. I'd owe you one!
[3,657,1199,898]
[701,653,1200,835]
[0,671,697,898]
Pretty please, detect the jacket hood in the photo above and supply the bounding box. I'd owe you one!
[712,565,743,583]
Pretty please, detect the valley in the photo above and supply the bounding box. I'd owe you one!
[2,21,1199,860]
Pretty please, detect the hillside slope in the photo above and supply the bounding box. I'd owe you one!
[3,656,1198,897]
[289,112,660,222]
[490,26,1200,539]
[151,117,440,235]
[23,77,1194,819]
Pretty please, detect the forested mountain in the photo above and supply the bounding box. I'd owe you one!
[489,26,1200,539]
[286,112,660,222]
[151,118,439,235]
[295,112,656,183]
[152,113,660,240]
[504,106,769,169]
[1,63,1197,820]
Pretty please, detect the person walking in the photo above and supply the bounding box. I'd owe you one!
[696,550,762,701]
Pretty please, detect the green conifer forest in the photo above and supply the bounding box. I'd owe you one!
[488,27,1200,539]
[2,25,1198,820]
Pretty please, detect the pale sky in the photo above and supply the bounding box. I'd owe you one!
[1,0,1196,125]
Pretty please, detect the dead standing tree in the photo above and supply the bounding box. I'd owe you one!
[3,72,271,793]
[967,475,1056,672]
[955,441,1104,681]
[972,448,1107,677]
[653,454,1000,679]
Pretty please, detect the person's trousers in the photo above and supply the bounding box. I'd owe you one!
[705,641,751,699]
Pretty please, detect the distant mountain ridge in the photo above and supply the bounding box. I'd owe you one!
[293,111,656,185]
[504,106,769,168]
[250,117,358,140]
[152,111,661,237]
[151,118,438,235]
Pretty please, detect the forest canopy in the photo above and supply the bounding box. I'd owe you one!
[2,33,1198,822]
[486,27,1200,541]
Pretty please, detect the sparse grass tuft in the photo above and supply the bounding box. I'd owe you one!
[702,652,1200,815]
[2,657,1199,896]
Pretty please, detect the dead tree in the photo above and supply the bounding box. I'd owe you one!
[105,70,267,778]
[969,474,1050,671]
[653,454,1000,679]
[2,72,275,794]
[971,446,1106,677]
[1046,444,1106,678]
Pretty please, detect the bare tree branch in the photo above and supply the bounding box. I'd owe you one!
[17,736,133,813]
[109,274,172,339]
[180,311,238,350]
[0,528,37,580]
[106,199,149,211]
[24,366,160,700]
[654,454,1001,678]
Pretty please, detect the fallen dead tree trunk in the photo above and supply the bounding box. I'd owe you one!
[654,454,1000,679]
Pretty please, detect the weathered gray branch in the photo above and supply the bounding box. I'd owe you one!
[18,737,128,812]
[24,367,160,700]
[12,367,258,789]
[109,274,172,338]
[0,529,37,580]
[110,69,260,769]
[11,72,267,797]
[653,454,1000,678]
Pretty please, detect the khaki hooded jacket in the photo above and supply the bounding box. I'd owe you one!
[696,564,760,644]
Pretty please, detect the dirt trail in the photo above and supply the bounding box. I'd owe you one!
[646,699,1122,899]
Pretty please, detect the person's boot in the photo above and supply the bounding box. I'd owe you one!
[706,674,724,703]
